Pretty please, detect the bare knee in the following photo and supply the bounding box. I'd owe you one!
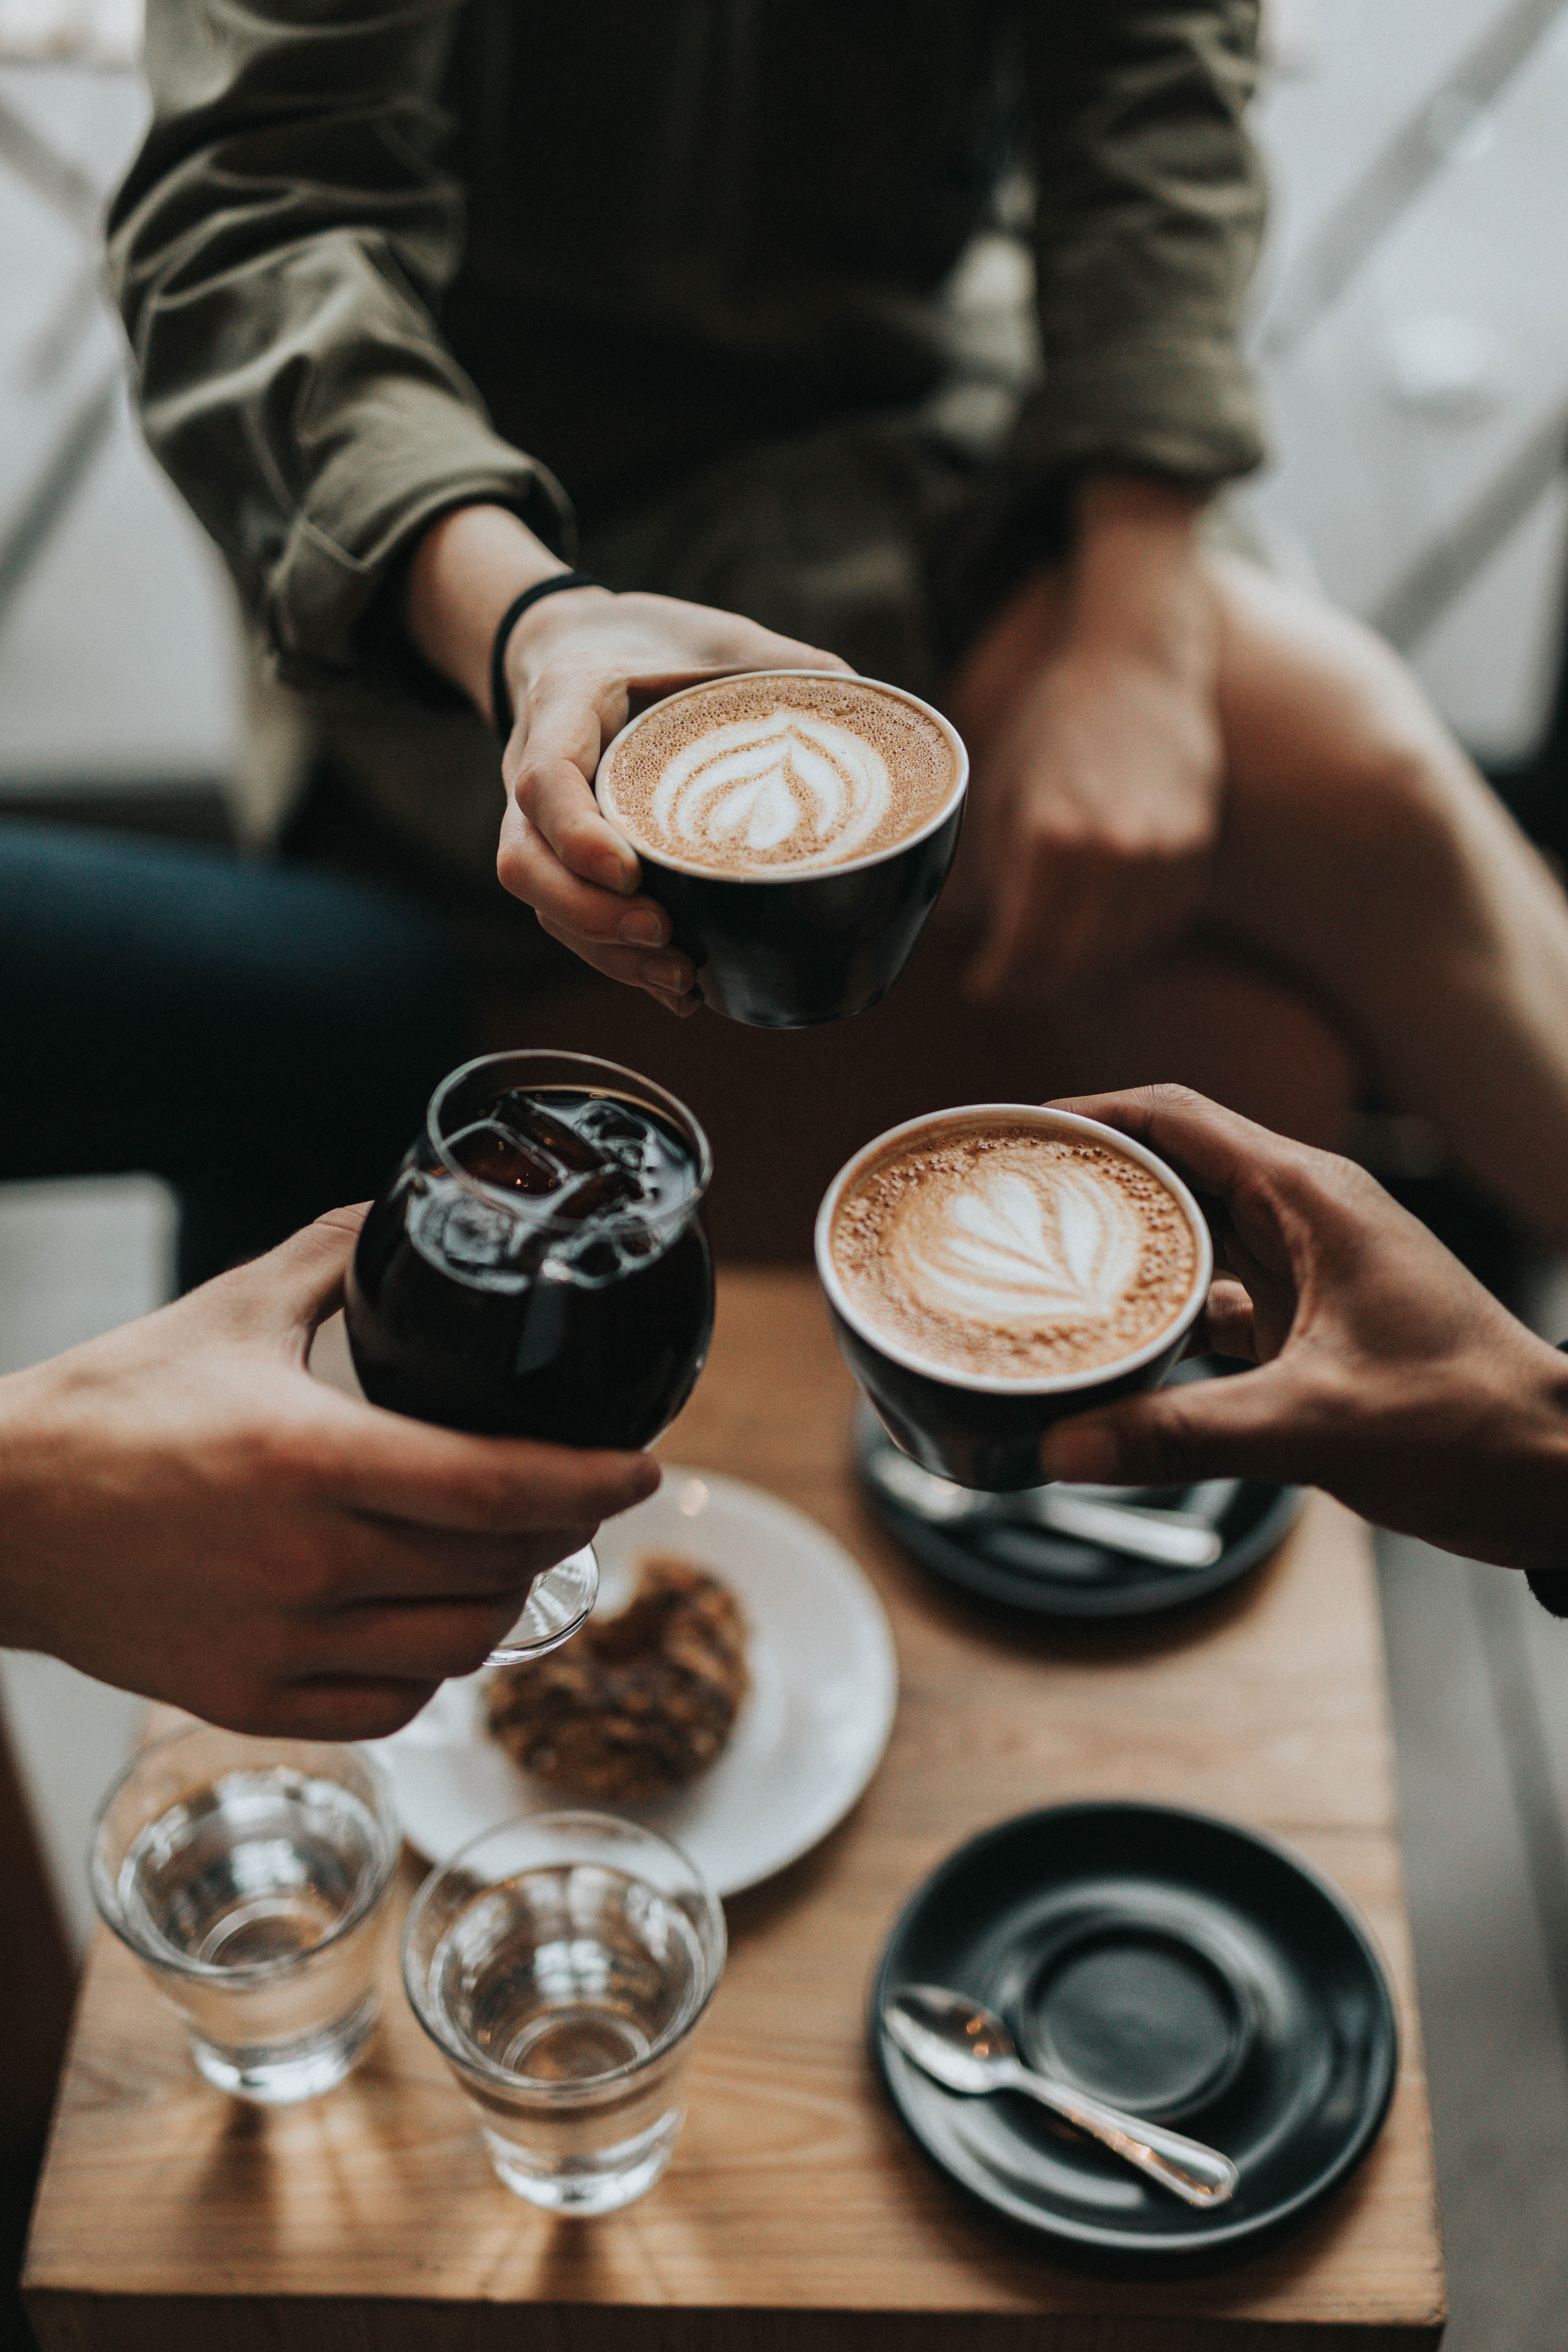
[1333,732,1471,890]
[1209,554,1482,904]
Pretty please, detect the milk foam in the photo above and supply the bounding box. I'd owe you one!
[904,1161,1147,1330]
[831,1122,1198,1384]
[598,673,958,876]
[652,709,891,864]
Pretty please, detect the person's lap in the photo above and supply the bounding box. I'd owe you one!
[574,428,1369,1167]
[295,410,1568,1231]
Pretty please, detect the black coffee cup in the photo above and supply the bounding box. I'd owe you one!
[814,1106,1213,1491]
[595,672,968,1028]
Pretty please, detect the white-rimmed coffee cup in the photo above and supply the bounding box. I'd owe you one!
[815,1105,1213,1490]
[595,671,967,1028]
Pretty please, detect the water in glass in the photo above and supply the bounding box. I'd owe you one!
[115,1765,391,2100]
[429,1862,705,2211]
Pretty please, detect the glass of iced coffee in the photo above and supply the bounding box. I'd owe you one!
[346,1050,715,1658]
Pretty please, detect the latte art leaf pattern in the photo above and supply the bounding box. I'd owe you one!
[600,673,960,876]
[911,1164,1146,1326]
[652,711,891,866]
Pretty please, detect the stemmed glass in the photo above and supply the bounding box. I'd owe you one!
[345,1050,715,1660]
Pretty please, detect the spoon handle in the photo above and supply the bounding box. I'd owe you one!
[1030,1492,1224,1568]
[1001,2062,1239,2208]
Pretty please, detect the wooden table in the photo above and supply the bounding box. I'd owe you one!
[23,1271,1446,2350]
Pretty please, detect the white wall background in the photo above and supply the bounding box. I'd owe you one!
[0,55,238,793]
[1245,0,1568,758]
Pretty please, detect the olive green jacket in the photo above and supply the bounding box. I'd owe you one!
[108,1,1267,700]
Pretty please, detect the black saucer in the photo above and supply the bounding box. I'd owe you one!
[872,1802,1398,2263]
[855,1359,1301,1621]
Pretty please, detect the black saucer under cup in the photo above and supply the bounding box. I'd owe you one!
[595,672,968,1028]
[853,1384,1304,1622]
[816,1106,1213,1491]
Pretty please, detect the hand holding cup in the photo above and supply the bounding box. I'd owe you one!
[816,1103,1211,1491]
[595,672,968,1027]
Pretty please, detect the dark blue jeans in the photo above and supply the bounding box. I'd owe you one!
[0,820,467,1291]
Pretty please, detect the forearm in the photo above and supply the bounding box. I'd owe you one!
[0,1370,51,1656]
[404,507,578,722]
[1417,1334,1568,1579]
[1066,477,1214,673]
[1520,1342,1568,1595]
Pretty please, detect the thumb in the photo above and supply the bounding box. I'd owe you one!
[1040,1360,1312,1489]
[223,1205,369,1340]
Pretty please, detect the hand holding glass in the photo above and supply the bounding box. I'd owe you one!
[345,1050,715,1658]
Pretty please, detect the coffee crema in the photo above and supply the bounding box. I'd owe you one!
[597,673,960,876]
[830,1118,1199,1383]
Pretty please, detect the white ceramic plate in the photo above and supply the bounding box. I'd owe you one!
[375,1468,899,1896]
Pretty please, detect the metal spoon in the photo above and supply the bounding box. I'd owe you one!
[864,1445,1230,1570]
[883,1984,1239,2209]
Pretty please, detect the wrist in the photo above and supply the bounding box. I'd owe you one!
[1065,474,1214,678]
[500,576,616,703]
[0,1365,56,1654]
[404,504,571,715]
[1073,473,1206,541]
[1523,1342,1568,1600]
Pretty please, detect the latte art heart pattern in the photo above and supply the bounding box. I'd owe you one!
[911,1164,1146,1327]
[829,1122,1200,1384]
[652,711,891,867]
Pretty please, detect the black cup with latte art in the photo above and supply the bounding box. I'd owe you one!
[816,1105,1213,1490]
[595,672,968,1027]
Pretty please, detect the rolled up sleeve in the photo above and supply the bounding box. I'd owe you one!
[1014,0,1268,491]
[107,0,572,695]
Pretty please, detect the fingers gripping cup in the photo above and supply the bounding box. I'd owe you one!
[815,1107,1213,1491]
[595,672,968,1027]
[402,1812,726,2214]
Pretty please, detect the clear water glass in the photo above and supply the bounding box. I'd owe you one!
[90,1726,401,2104]
[402,1812,726,2213]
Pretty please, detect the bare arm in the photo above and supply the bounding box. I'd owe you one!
[951,0,1265,1003]
[0,1209,659,1740]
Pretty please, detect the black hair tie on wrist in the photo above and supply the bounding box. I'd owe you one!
[489,572,607,741]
